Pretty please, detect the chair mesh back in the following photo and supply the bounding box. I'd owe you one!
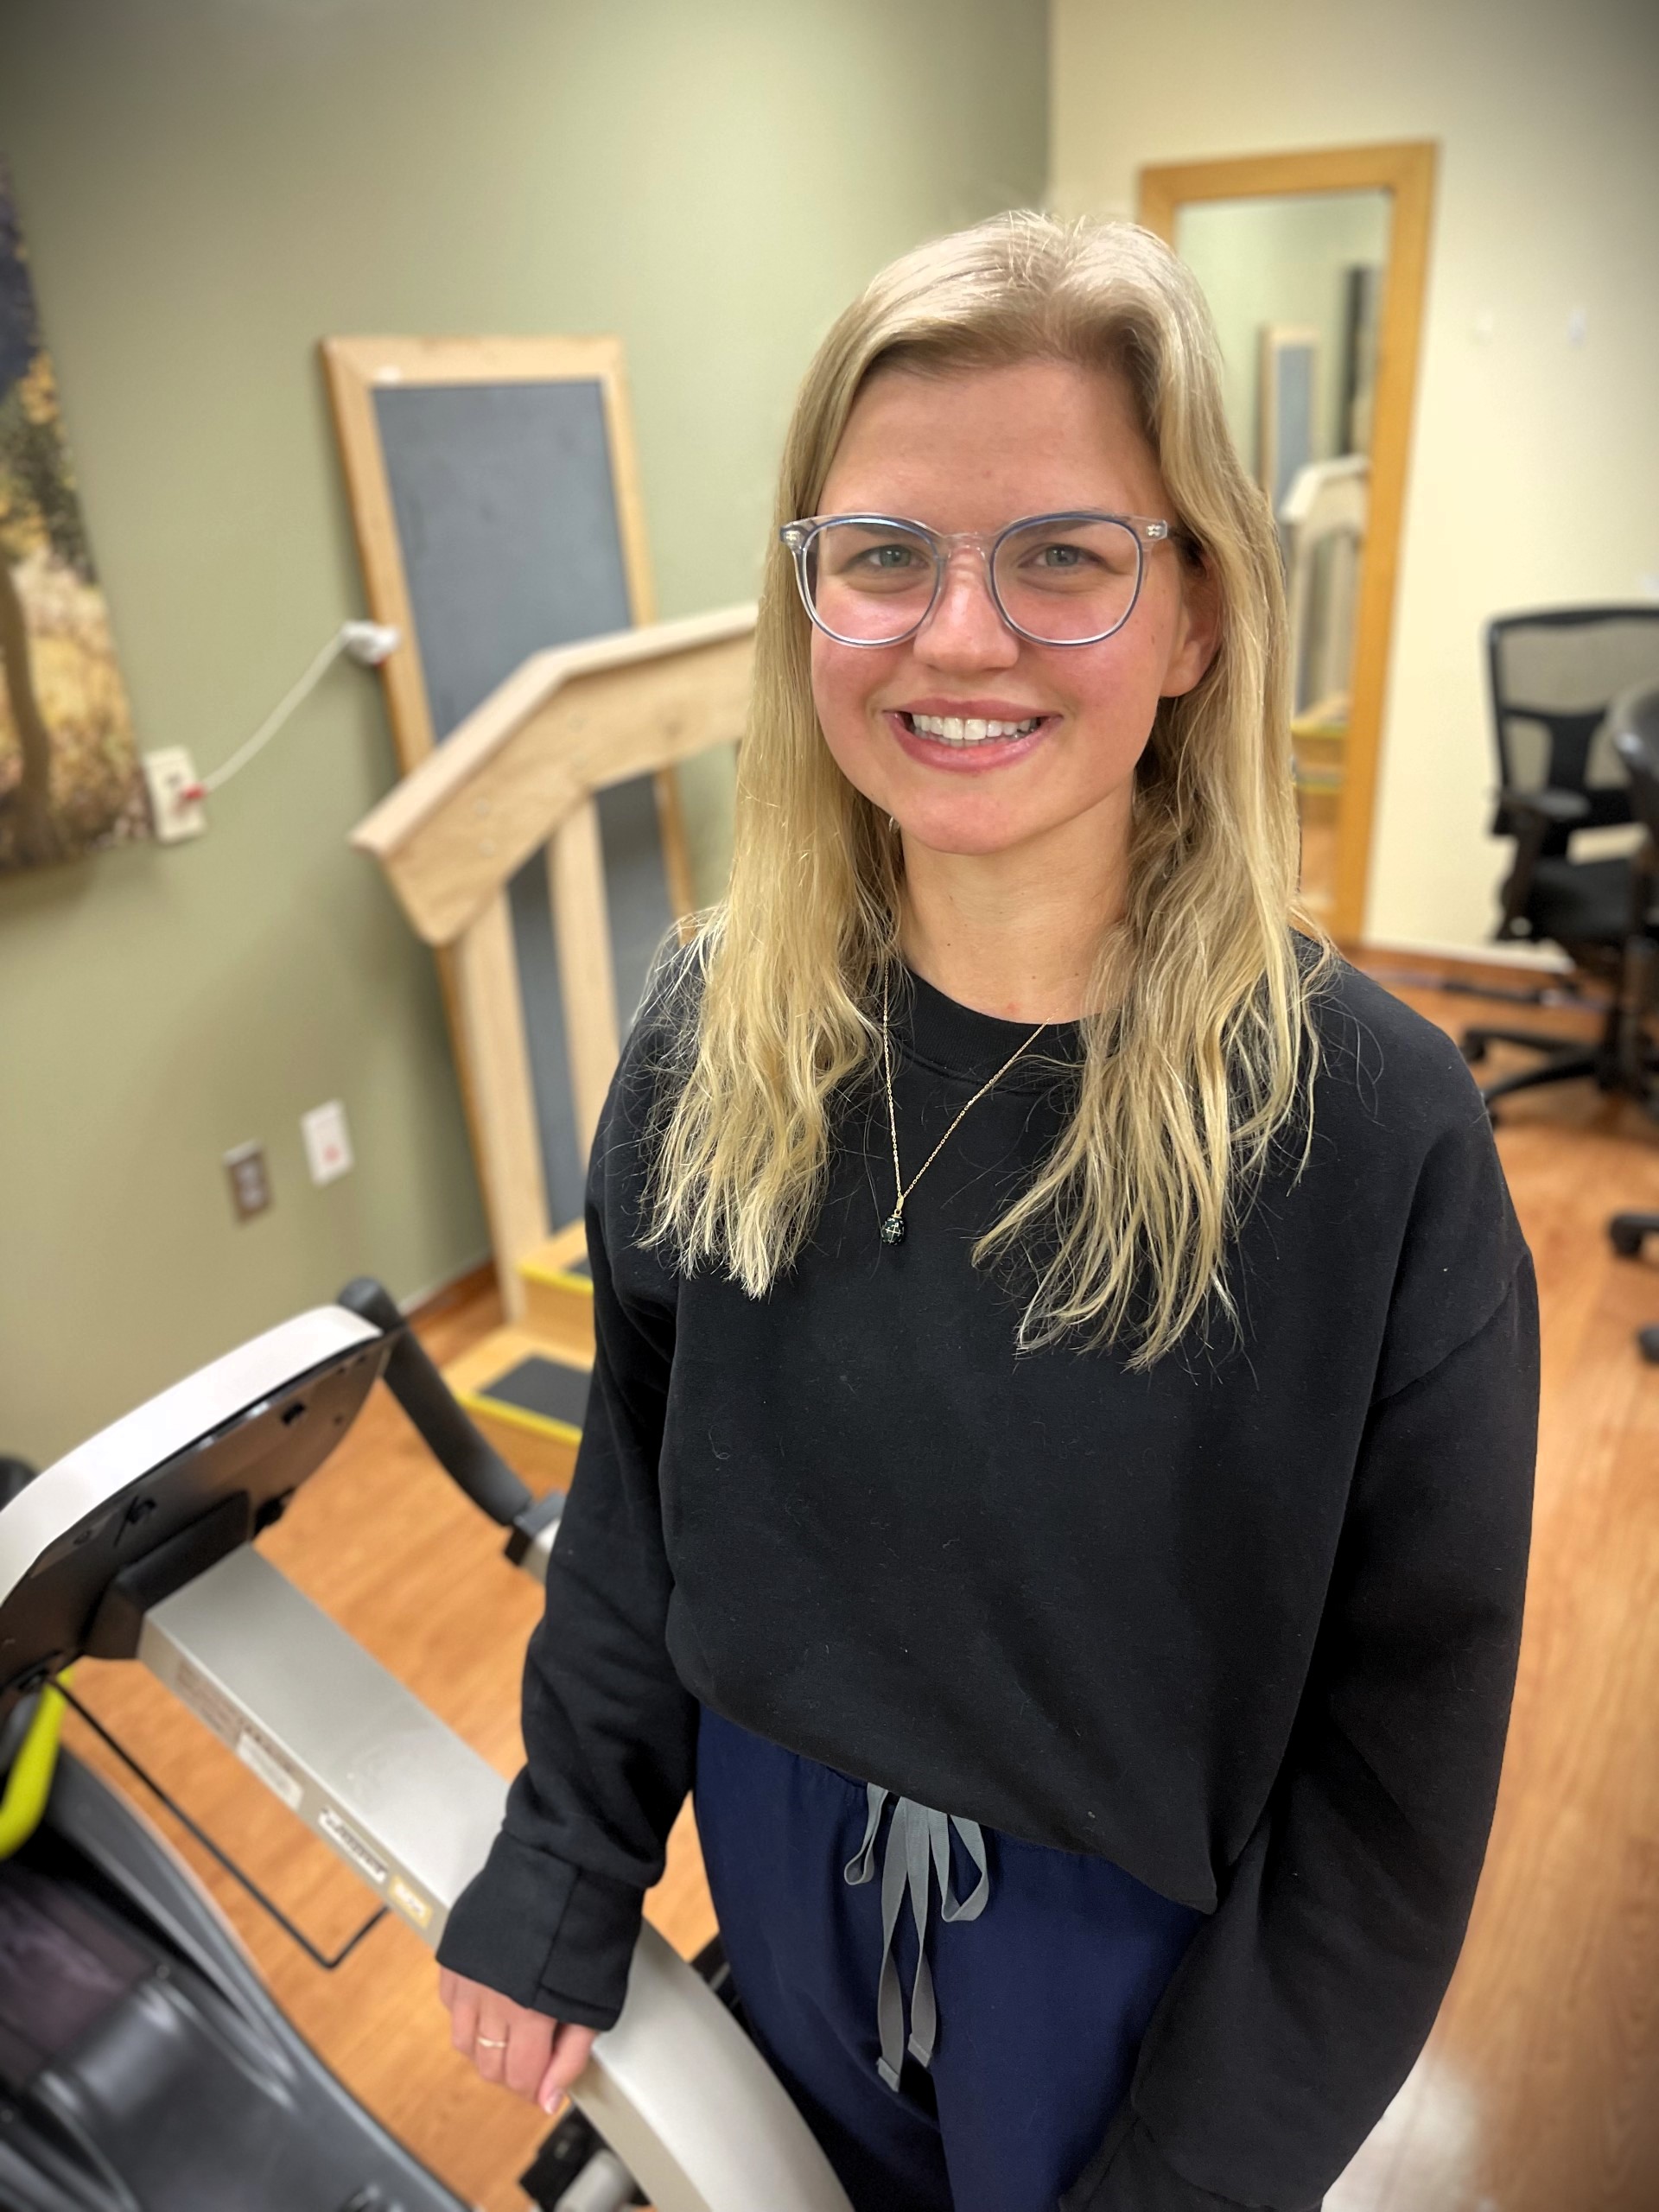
[1489,608,1659,845]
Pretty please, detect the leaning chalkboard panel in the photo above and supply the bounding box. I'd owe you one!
[323,336,659,765]
[374,377,635,742]
[323,335,696,1289]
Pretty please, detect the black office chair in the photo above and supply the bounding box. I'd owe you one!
[1601,685,1659,1357]
[1461,606,1659,1116]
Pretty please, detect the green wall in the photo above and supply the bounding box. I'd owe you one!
[0,0,1047,1463]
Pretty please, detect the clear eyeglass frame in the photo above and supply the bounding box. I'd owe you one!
[778,510,1178,650]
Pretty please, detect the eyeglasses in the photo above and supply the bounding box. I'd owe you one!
[779,511,1179,649]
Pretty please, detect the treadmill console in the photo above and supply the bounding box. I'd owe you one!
[0,1307,388,1715]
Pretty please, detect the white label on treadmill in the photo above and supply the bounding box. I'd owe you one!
[236,1727,304,1811]
[319,1806,388,1887]
[390,1875,433,1929]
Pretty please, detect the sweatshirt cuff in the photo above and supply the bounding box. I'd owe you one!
[435,1829,645,2031]
[1060,2107,1320,2212]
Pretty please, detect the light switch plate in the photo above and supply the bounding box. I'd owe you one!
[301,1099,353,1186]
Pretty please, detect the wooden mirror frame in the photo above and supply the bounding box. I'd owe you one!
[1138,142,1438,943]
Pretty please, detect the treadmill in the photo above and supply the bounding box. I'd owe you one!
[0,1282,852,2212]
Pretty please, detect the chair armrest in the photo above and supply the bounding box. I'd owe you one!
[1494,788,1591,939]
[1497,785,1591,825]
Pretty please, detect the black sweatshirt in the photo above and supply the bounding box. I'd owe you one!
[440,957,1538,2212]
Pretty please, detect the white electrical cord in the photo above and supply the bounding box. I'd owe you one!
[198,620,399,797]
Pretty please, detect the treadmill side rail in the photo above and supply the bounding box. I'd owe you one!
[588,1922,857,2212]
[142,1546,506,1947]
[140,1548,854,2212]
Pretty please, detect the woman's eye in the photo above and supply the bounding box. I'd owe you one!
[856,543,922,571]
[1010,533,1138,584]
[1024,541,1099,574]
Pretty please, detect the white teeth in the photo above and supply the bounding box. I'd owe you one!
[907,713,1042,745]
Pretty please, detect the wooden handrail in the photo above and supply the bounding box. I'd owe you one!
[351,604,756,945]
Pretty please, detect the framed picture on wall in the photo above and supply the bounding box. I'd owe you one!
[0,161,145,872]
[1258,324,1320,518]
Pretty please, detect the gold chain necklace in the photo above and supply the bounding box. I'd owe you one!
[878,976,1047,1248]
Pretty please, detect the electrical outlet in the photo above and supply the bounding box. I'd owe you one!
[301,1099,353,1186]
[143,747,207,843]
[225,1141,271,1221]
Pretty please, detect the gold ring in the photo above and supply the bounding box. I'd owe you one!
[476,2036,509,2049]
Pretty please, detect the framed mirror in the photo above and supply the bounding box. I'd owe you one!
[1139,144,1436,940]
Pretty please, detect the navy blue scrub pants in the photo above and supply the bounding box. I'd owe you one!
[693,1706,1203,2212]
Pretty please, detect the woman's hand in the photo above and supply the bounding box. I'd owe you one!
[439,1965,599,2113]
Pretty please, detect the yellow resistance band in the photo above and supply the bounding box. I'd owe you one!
[0,1669,73,1859]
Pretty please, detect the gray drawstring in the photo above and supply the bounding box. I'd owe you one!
[843,1784,990,2089]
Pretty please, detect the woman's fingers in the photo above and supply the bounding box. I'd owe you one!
[471,1995,515,2083]
[438,1967,590,2107]
[537,2021,599,2112]
[444,1972,480,2057]
[503,2007,557,2101]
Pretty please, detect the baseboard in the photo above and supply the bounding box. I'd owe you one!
[402,1255,497,1326]
[1356,939,1612,1009]
[1358,936,1571,977]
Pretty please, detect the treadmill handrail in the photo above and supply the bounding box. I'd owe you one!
[137,1542,855,2212]
[335,1279,534,1529]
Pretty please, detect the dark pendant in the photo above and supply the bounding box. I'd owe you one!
[880,1211,907,1247]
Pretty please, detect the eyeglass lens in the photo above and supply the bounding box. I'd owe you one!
[803,518,1143,646]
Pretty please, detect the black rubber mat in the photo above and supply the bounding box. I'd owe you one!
[476,1356,589,1431]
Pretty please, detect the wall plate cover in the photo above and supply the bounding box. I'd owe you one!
[301,1100,353,1186]
[142,747,207,843]
[224,1141,271,1222]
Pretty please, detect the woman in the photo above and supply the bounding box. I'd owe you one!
[437,213,1536,2212]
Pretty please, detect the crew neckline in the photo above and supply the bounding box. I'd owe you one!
[892,966,1085,1089]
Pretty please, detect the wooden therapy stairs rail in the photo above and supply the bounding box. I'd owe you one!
[352,605,757,1488]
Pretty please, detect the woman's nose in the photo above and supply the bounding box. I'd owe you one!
[914,549,1020,668]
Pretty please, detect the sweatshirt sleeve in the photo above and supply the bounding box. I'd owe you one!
[1064,1110,1539,2212]
[435,1061,695,2030]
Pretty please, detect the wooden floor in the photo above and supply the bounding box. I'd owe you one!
[56,966,1659,2211]
[1331,965,1659,2212]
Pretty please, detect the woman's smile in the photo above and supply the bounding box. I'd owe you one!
[886,696,1060,772]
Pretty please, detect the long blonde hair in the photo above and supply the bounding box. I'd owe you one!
[647,211,1330,1363]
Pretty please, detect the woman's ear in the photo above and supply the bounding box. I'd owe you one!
[1160,551,1221,699]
